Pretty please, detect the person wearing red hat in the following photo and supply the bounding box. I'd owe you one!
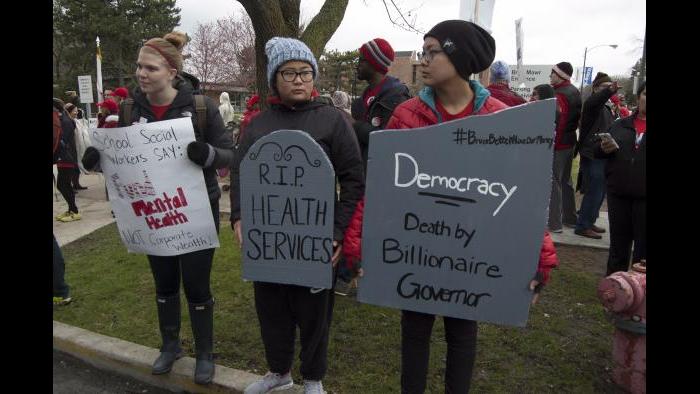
[110,87,129,106]
[351,38,410,173]
[97,99,119,128]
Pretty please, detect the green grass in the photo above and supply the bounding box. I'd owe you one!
[55,223,624,393]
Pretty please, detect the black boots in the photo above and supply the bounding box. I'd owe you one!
[189,298,215,384]
[152,294,183,375]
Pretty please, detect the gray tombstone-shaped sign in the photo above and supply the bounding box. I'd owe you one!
[357,99,556,327]
[240,130,335,289]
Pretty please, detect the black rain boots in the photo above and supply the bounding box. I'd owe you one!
[189,298,215,384]
[152,294,184,374]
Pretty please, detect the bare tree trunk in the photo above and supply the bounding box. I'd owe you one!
[238,0,349,107]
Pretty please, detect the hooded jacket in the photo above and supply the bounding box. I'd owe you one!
[230,98,364,241]
[595,112,646,198]
[118,77,234,201]
[351,76,411,171]
[56,108,78,169]
[344,81,559,285]
[218,92,236,125]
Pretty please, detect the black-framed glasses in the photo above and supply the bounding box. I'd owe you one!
[417,49,444,62]
[279,69,314,82]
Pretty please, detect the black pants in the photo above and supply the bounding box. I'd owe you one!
[401,310,478,394]
[71,168,82,188]
[53,234,70,298]
[57,167,78,213]
[146,200,220,303]
[253,280,335,381]
[607,193,646,275]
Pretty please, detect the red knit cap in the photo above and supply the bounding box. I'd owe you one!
[112,87,128,99]
[97,99,119,114]
[359,38,395,74]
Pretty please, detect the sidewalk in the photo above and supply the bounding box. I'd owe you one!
[53,175,608,392]
[53,172,115,247]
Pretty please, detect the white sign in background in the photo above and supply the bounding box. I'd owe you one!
[508,65,552,99]
[78,75,94,104]
[90,118,220,256]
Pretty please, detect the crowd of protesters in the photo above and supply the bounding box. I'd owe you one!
[53,19,645,393]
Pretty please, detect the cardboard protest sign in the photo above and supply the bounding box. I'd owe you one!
[357,99,556,327]
[90,118,220,256]
[239,130,335,289]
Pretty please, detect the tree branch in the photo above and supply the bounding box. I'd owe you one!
[300,0,349,57]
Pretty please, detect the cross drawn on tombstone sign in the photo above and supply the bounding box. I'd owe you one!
[239,130,336,289]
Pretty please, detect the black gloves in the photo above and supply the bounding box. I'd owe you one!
[187,141,211,167]
[82,146,100,170]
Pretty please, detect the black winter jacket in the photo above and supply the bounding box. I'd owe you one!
[56,109,78,167]
[578,87,616,159]
[230,99,364,241]
[595,112,646,198]
[118,78,234,201]
[351,76,410,172]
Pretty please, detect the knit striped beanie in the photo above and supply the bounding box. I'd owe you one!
[265,37,319,89]
[359,38,395,74]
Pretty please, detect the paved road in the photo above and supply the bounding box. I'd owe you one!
[53,350,175,394]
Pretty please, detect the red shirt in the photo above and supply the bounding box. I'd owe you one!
[362,77,387,114]
[634,116,646,148]
[435,97,475,121]
[150,104,171,121]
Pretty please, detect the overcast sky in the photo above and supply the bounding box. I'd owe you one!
[175,0,645,77]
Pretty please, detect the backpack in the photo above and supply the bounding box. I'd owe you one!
[120,95,207,137]
[53,110,62,164]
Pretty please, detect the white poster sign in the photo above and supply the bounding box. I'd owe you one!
[89,118,220,256]
[78,75,94,104]
[508,65,552,99]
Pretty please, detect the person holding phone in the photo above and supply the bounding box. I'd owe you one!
[574,72,620,239]
[596,81,646,274]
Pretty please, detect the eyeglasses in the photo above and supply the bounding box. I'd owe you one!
[417,49,444,62]
[279,69,314,82]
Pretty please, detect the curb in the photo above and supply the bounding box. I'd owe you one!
[53,321,302,393]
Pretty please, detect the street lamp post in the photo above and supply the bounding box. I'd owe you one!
[580,44,618,92]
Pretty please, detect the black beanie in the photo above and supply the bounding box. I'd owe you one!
[552,62,573,80]
[424,20,496,82]
[592,72,612,87]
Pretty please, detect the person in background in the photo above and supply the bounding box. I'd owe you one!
[239,94,261,142]
[64,103,90,191]
[331,90,352,120]
[487,60,526,106]
[530,84,556,102]
[109,87,129,106]
[53,234,72,305]
[574,72,619,240]
[53,98,81,223]
[548,61,582,232]
[96,98,119,128]
[351,37,410,173]
[596,81,646,275]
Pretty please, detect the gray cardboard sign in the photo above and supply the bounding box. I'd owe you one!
[357,99,556,327]
[240,130,335,289]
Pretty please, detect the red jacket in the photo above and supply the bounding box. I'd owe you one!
[487,83,527,107]
[343,83,559,285]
